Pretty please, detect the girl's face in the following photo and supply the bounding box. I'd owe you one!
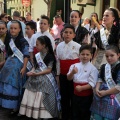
[70,11,80,27]
[91,13,97,21]
[0,24,7,36]
[102,10,115,26]
[10,23,21,37]
[36,40,45,52]
[105,50,119,65]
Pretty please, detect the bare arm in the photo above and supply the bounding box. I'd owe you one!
[20,57,28,76]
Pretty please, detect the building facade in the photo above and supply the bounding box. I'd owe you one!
[71,0,120,20]
[6,0,120,22]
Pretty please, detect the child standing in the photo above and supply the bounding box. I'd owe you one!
[91,45,120,120]
[19,36,61,119]
[0,20,10,68]
[67,45,98,120]
[0,20,30,112]
[25,21,36,45]
[56,24,81,120]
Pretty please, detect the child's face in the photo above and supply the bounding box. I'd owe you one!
[40,19,49,33]
[80,50,92,64]
[105,50,119,65]
[63,28,75,43]
[36,40,45,52]
[26,25,34,37]
[10,23,21,37]
[0,24,7,36]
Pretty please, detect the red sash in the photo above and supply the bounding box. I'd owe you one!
[60,59,80,75]
[74,82,93,96]
[33,47,39,55]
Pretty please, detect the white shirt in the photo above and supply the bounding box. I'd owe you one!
[67,62,98,88]
[25,36,32,46]
[56,40,81,75]
[29,30,55,52]
[56,40,81,60]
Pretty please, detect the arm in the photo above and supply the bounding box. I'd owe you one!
[20,57,28,76]
[98,70,120,97]
[75,84,92,92]
[30,52,34,65]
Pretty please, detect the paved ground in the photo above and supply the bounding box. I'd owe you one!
[0,107,35,120]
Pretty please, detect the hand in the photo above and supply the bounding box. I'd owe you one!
[75,85,83,92]
[20,67,26,76]
[0,61,5,68]
[26,71,39,76]
[97,90,107,97]
[95,89,101,97]
[72,65,78,74]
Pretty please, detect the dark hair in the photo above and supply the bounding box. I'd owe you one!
[0,13,7,20]
[106,45,119,54]
[13,11,20,17]
[62,24,75,33]
[79,44,93,54]
[71,10,82,18]
[20,16,26,23]
[0,20,7,28]
[7,15,12,21]
[37,18,39,21]
[54,15,61,18]
[106,7,120,47]
[26,21,36,32]
[90,12,99,25]
[37,36,56,72]
[41,15,50,24]
[108,7,119,24]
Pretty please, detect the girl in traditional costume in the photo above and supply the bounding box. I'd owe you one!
[91,45,120,120]
[94,7,120,70]
[0,20,10,69]
[19,36,60,119]
[0,20,30,113]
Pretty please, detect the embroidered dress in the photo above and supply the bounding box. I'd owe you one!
[90,63,120,120]
[19,52,60,119]
[0,37,29,109]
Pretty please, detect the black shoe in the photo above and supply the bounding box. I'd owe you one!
[9,110,19,118]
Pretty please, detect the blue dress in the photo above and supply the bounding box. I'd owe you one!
[90,63,120,120]
[0,37,29,109]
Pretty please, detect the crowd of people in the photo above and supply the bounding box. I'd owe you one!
[0,6,119,120]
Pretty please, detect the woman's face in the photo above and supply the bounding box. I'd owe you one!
[91,13,98,21]
[70,11,80,27]
[1,15,8,22]
[102,10,115,26]
[0,24,7,36]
